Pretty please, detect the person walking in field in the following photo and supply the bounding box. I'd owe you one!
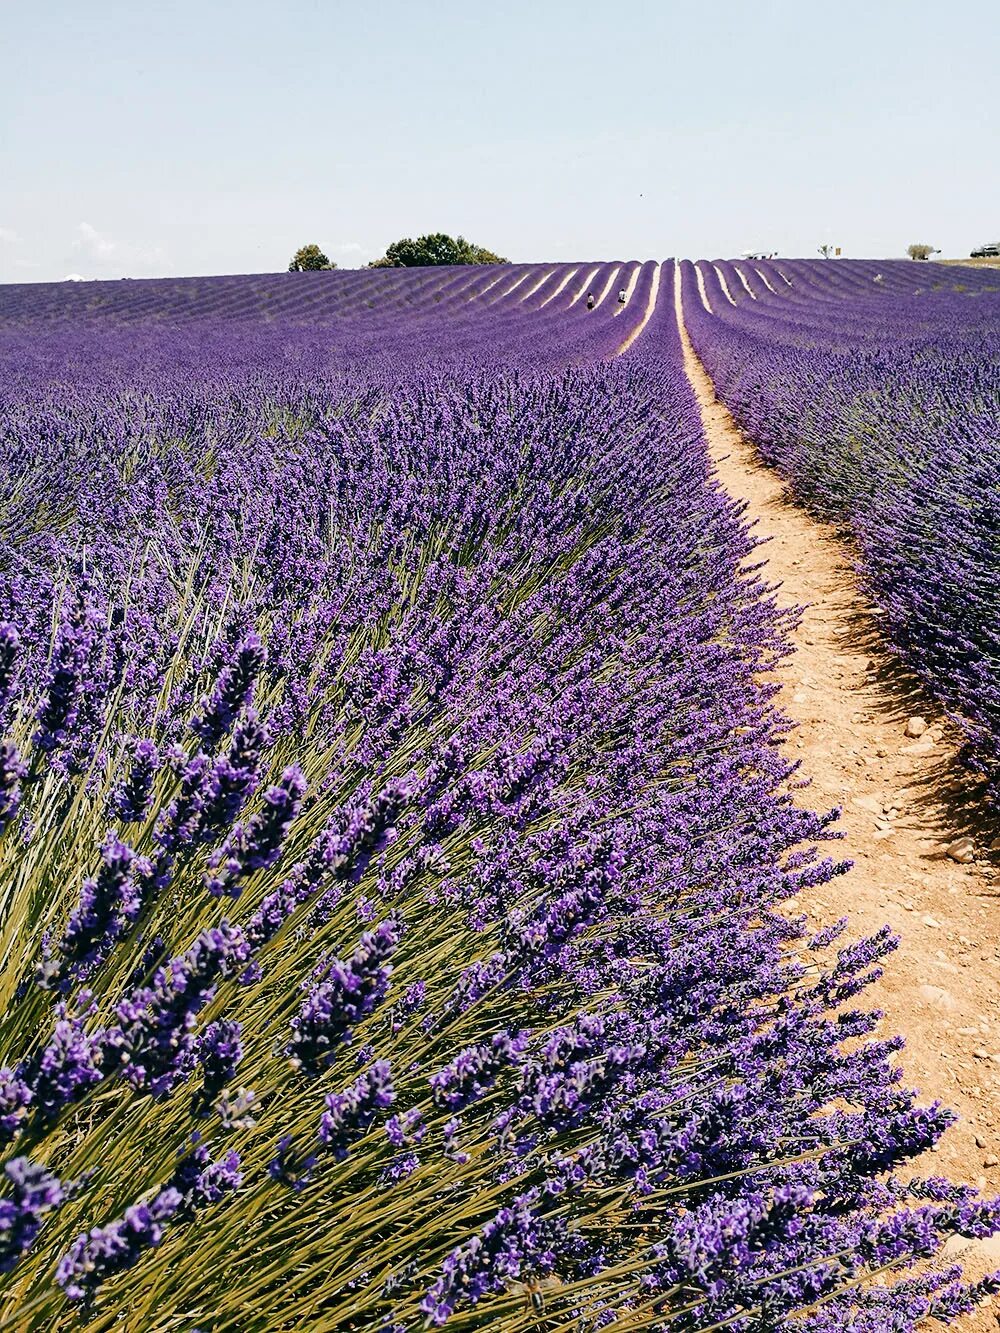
[586,292,595,310]
[618,287,627,305]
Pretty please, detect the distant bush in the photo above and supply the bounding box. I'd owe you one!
[906,243,938,261]
[288,244,336,272]
[369,233,508,267]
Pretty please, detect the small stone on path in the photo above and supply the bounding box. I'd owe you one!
[945,837,976,864]
[917,984,956,1010]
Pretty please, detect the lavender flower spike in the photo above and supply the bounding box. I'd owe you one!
[57,1191,182,1302]
[205,765,306,898]
[0,621,20,722]
[197,1019,243,1107]
[288,920,399,1073]
[430,1031,530,1112]
[33,591,99,755]
[53,833,149,981]
[317,1062,394,1161]
[191,632,266,748]
[0,742,26,839]
[112,738,159,823]
[56,1145,240,1302]
[108,922,251,1096]
[0,1157,67,1275]
[0,1069,32,1146]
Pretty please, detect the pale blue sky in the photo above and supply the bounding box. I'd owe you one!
[2,0,998,282]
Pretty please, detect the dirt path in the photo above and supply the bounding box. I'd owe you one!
[673,271,1000,1325]
[616,262,661,355]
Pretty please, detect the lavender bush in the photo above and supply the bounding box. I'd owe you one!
[0,262,994,1328]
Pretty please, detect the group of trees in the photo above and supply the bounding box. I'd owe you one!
[288,233,507,273]
[368,233,507,267]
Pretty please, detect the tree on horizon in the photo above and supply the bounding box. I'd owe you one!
[288,244,336,271]
[369,233,508,268]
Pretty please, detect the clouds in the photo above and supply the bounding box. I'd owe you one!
[73,221,117,259]
[329,240,373,266]
[66,222,166,278]
[1,216,169,283]
[326,240,377,269]
[0,227,39,280]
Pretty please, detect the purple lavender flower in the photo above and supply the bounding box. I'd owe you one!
[420,1190,560,1324]
[56,1187,182,1301]
[199,711,269,831]
[147,725,272,898]
[56,1145,239,1302]
[0,1069,32,1145]
[33,588,100,755]
[317,1062,394,1160]
[0,621,20,721]
[149,749,214,875]
[29,1009,104,1122]
[196,1020,243,1106]
[246,780,409,949]
[205,765,306,898]
[191,632,265,748]
[385,1108,425,1149]
[288,921,399,1073]
[0,742,26,838]
[267,1134,317,1191]
[430,1031,530,1112]
[51,834,148,981]
[168,1143,242,1216]
[522,1033,646,1131]
[107,923,251,1096]
[0,1157,66,1274]
[316,781,411,895]
[112,738,159,822]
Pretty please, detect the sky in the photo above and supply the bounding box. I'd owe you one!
[2,0,998,283]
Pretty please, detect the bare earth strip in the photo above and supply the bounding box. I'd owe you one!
[612,262,642,317]
[592,264,623,310]
[673,275,1000,1326]
[616,263,661,355]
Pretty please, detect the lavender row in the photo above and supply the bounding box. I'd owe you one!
[0,263,994,1328]
[681,257,1000,785]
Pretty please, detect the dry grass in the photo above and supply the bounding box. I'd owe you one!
[939,256,1000,269]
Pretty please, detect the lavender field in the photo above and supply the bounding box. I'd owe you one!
[0,260,998,1331]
